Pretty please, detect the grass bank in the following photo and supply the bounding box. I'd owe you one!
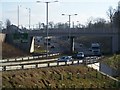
[2,65,119,88]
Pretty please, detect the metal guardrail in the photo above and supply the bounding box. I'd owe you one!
[0,56,102,71]
[0,53,60,63]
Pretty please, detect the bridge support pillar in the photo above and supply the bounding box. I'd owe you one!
[112,35,119,53]
[70,36,75,54]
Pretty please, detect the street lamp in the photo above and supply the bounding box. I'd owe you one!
[37,0,58,58]
[26,8,31,30]
[62,14,77,38]
[17,5,21,29]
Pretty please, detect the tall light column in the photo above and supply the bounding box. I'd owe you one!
[37,0,58,58]
[17,5,19,29]
[26,8,31,30]
[62,14,77,38]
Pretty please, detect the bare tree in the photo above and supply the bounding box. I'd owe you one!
[106,6,115,24]
[86,17,94,28]
[6,19,11,29]
[38,22,41,29]
[49,21,54,29]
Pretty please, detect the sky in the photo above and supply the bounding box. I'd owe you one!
[0,0,120,28]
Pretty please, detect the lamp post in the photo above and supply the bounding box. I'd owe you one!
[26,8,31,30]
[17,5,21,29]
[62,14,77,39]
[37,0,58,58]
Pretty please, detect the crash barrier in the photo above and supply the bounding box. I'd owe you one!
[0,53,60,63]
[1,56,102,71]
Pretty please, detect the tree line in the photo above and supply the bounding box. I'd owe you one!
[0,2,120,30]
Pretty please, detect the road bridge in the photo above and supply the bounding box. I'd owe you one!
[28,28,120,53]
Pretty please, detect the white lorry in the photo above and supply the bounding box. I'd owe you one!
[91,43,101,56]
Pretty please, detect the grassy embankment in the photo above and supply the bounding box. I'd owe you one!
[101,54,120,80]
[2,42,30,59]
[2,65,119,88]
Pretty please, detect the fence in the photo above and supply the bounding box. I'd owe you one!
[1,56,101,71]
[0,53,60,63]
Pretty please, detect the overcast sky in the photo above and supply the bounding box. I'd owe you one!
[0,0,119,28]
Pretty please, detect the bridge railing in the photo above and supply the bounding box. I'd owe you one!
[28,28,119,35]
[1,56,102,71]
[1,53,60,63]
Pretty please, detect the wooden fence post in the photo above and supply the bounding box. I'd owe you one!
[21,65,24,69]
[84,73,86,79]
[103,82,106,88]
[72,61,74,65]
[15,58,17,61]
[62,84,65,88]
[48,63,50,67]
[77,60,79,64]
[36,64,38,68]
[77,73,80,79]
[68,73,72,80]
[90,83,92,88]
[60,74,63,80]
[57,62,59,66]
[65,61,67,65]
[2,66,6,71]
[81,83,84,88]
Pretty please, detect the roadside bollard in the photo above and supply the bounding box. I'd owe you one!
[84,73,86,79]
[65,61,67,65]
[77,73,80,79]
[15,58,17,61]
[77,60,79,64]
[72,61,74,65]
[60,74,63,80]
[62,84,65,88]
[68,73,72,80]
[2,66,6,71]
[103,82,106,88]
[48,63,50,67]
[57,62,59,66]
[36,64,38,68]
[21,65,24,69]
[81,83,84,88]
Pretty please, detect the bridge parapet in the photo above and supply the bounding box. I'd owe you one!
[28,28,119,35]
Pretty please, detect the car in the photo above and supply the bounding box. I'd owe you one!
[76,52,85,59]
[51,45,55,48]
[57,56,72,62]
